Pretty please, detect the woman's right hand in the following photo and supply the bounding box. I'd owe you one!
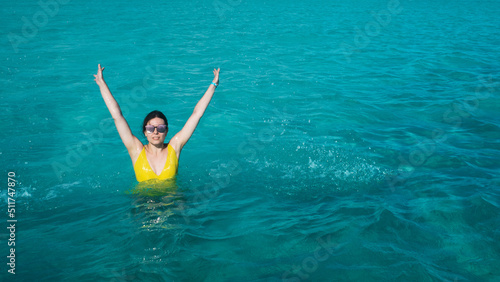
[94,64,105,86]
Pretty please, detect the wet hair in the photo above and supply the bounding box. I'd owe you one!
[142,110,168,136]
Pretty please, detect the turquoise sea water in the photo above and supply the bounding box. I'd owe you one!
[1,0,500,281]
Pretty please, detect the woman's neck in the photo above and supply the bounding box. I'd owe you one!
[146,143,165,154]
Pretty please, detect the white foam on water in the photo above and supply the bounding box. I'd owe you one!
[260,142,393,196]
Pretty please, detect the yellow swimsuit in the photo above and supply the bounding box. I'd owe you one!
[134,144,178,182]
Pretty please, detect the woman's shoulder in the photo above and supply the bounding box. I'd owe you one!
[130,143,146,165]
[165,142,175,151]
[167,139,182,158]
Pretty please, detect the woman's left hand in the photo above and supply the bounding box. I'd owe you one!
[212,68,220,85]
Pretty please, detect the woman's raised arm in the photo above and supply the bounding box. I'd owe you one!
[94,64,143,157]
[170,68,220,157]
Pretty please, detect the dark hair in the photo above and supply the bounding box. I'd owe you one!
[142,110,168,136]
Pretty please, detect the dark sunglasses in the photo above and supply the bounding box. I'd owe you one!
[145,124,167,133]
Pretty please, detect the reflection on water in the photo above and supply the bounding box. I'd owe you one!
[126,178,187,230]
[127,177,179,197]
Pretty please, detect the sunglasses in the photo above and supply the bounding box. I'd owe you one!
[145,124,167,134]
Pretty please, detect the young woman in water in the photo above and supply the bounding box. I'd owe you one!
[94,64,220,182]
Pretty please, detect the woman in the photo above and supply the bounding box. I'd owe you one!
[94,64,220,182]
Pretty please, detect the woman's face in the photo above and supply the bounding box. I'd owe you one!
[144,117,168,145]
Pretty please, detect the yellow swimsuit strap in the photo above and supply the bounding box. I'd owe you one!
[134,144,178,182]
